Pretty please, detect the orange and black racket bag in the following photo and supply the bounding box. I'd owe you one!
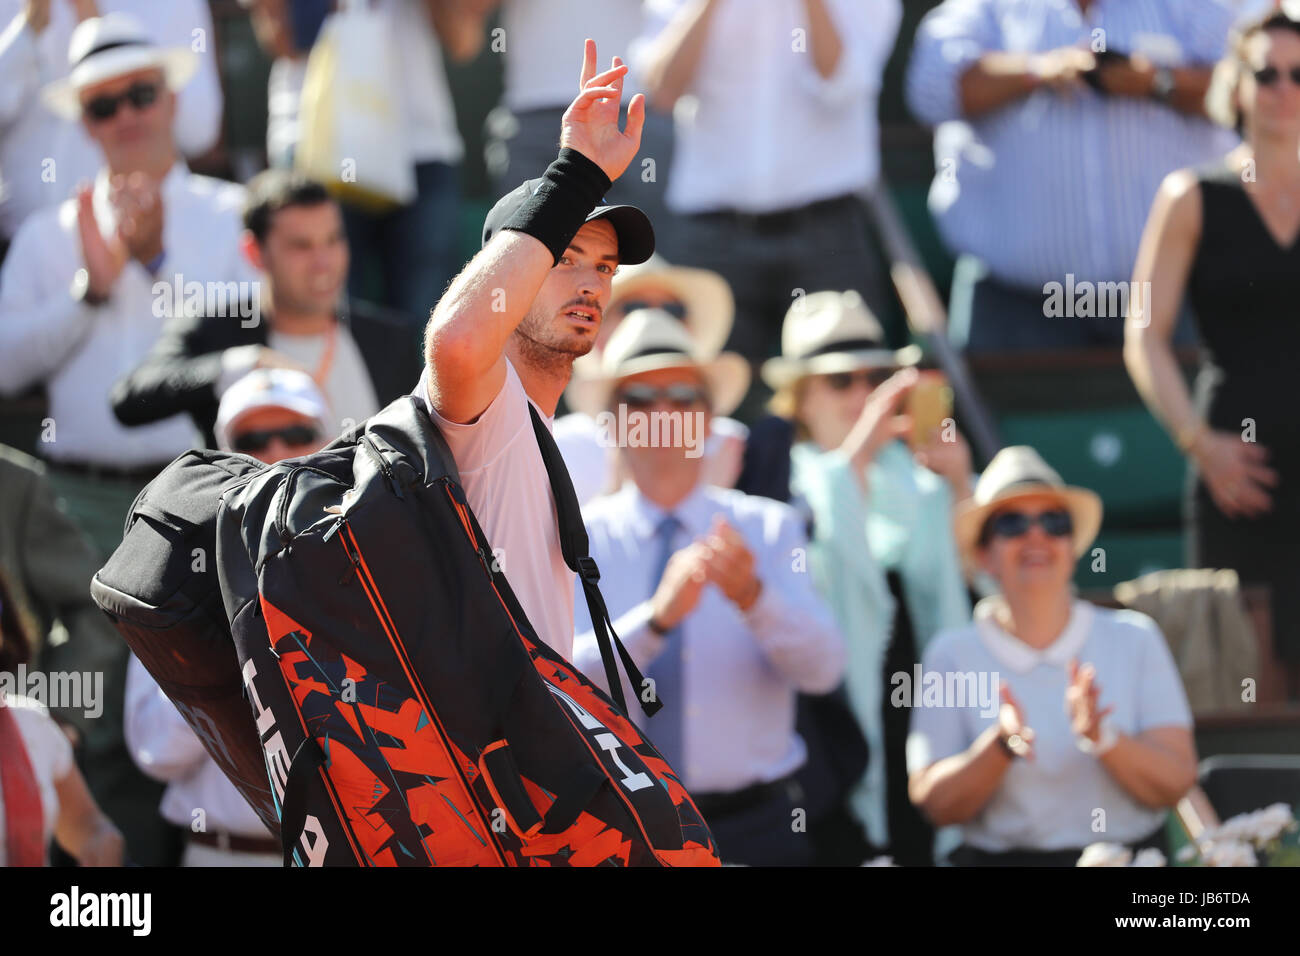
[212,396,719,866]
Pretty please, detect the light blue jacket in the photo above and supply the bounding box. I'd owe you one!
[791,439,970,845]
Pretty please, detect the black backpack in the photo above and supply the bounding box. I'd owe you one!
[93,396,720,866]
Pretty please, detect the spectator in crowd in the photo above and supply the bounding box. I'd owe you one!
[763,289,971,864]
[1125,6,1300,699]
[122,370,327,867]
[241,0,490,325]
[572,310,845,866]
[484,0,681,256]
[0,0,222,260]
[558,255,742,504]
[906,0,1240,352]
[0,16,251,867]
[636,0,900,379]
[0,13,255,557]
[1,571,123,867]
[907,446,1196,866]
[111,170,421,448]
[215,367,331,464]
[0,443,151,863]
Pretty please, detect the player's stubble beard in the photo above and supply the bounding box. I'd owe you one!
[512,304,596,380]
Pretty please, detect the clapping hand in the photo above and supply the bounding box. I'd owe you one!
[560,39,646,183]
[997,682,1035,760]
[1066,658,1113,746]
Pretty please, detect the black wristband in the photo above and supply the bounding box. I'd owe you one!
[500,148,612,265]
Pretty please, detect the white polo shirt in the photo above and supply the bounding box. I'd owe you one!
[418,360,575,660]
[906,597,1193,853]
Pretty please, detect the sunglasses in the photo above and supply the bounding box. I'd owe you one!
[984,508,1074,542]
[824,368,892,391]
[83,81,161,122]
[232,424,321,454]
[615,383,709,408]
[618,299,687,320]
[1253,65,1300,87]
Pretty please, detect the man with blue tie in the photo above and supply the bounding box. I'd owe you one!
[569,308,846,866]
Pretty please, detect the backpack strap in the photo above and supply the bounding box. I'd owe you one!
[528,405,661,719]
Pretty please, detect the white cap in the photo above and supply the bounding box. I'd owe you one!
[215,369,331,452]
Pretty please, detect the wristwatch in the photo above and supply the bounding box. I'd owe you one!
[70,267,108,307]
[1151,67,1176,103]
[1077,721,1119,756]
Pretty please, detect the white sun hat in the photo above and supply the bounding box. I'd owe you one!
[761,289,922,390]
[566,309,751,419]
[42,13,199,121]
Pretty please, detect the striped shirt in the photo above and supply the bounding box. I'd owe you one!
[906,0,1241,289]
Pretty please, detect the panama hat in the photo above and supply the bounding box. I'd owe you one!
[42,14,199,121]
[609,254,734,357]
[954,446,1103,564]
[566,309,751,419]
[761,289,922,390]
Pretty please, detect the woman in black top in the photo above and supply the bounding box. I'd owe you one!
[1125,8,1300,697]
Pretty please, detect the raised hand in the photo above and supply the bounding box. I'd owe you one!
[76,184,127,299]
[559,38,646,182]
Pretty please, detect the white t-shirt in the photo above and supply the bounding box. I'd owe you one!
[0,696,72,865]
[501,0,648,112]
[420,360,575,660]
[267,327,379,438]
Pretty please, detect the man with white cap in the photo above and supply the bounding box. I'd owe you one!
[0,12,252,866]
[570,309,845,866]
[0,0,222,251]
[0,11,255,556]
[214,367,330,463]
[124,368,327,867]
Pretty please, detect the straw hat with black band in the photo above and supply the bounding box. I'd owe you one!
[566,308,751,419]
[42,14,200,120]
[762,289,922,391]
[954,446,1103,566]
[609,253,735,357]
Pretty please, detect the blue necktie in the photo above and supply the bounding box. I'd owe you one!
[645,514,686,773]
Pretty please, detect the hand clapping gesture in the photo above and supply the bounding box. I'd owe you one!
[1066,658,1114,746]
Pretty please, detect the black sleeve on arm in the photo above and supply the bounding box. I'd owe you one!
[110,312,237,433]
[500,148,612,264]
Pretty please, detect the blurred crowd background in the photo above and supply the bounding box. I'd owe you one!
[2,0,1300,869]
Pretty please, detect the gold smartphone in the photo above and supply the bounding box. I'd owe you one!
[907,372,953,449]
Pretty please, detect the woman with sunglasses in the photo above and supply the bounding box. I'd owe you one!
[762,290,973,862]
[907,446,1197,866]
[1125,8,1300,697]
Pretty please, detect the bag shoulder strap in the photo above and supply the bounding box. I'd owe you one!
[528,405,660,719]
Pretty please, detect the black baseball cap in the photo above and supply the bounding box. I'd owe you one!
[481,178,656,265]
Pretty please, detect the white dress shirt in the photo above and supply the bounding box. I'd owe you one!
[0,0,224,239]
[501,0,649,112]
[573,481,846,793]
[638,0,901,214]
[0,161,254,466]
[124,656,272,838]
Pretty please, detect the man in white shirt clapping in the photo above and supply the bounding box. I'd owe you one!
[636,0,901,393]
